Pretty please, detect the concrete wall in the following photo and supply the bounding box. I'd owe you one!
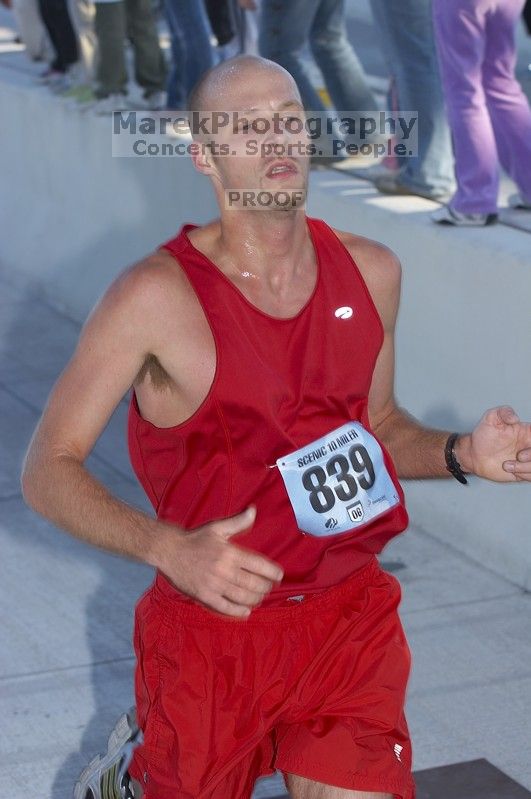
[0,81,218,317]
[2,80,530,588]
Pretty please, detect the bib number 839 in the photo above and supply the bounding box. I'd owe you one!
[301,445,375,513]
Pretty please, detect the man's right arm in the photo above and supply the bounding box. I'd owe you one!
[21,258,175,564]
[21,258,283,616]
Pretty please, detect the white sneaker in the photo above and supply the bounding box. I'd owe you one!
[508,193,531,211]
[143,90,166,111]
[37,66,63,85]
[59,84,95,105]
[431,205,498,227]
[43,62,83,94]
[89,93,131,116]
[74,708,142,799]
[348,162,401,182]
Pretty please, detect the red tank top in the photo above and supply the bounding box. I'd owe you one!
[128,217,409,606]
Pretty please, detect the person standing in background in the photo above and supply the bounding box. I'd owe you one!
[36,0,79,85]
[522,0,531,35]
[66,0,97,85]
[232,0,260,57]
[163,0,215,110]
[91,0,166,114]
[432,0,531,226]
[368,0,455,202]
[163,0,259,112]
[10,0,53,62]
[9,0,96,91]
[258,0,377,123]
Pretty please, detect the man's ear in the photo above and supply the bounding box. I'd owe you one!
[191,145,216,176]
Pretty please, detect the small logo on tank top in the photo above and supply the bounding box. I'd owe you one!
[334,306,354,319]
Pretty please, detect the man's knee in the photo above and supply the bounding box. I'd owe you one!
[284,771,394,798]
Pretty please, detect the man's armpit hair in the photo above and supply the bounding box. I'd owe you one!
[136,354,173,391]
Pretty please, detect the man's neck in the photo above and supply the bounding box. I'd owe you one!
[214,211,314,291]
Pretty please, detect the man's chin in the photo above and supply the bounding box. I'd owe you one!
[222,183,307,212]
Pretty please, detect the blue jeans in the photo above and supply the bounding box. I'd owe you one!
[370,0,455,195]
[164,0,216,109]
[258,0,377,115]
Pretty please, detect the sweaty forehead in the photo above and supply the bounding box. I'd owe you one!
[199,63,301,114]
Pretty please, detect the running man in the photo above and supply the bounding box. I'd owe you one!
[22,56,531,799]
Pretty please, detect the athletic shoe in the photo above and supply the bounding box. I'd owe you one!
[431,205,498,227]
[74,708,143,799]
[310,153,349,168]
[87,94,131,116]
[374,174,452,203]
[48,62,83,94]
[37,66,63,85]
[59,84,96,105]
[142,90,167,111]
[347,162,401,182]
[508,193,531,210]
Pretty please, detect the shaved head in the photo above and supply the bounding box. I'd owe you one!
[186,53,310,211]
[188,55,301,116]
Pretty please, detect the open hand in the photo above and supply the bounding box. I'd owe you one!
[461,406,531,482]
[154,506,284,617]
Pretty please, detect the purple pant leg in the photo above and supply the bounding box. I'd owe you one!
[433,0,499,213]
[483,1,531,203]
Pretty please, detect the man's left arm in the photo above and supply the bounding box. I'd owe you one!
[346,235,531,483]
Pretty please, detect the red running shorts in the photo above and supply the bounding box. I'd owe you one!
[129,557,415,799]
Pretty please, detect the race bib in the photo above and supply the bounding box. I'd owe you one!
[276,422,400,537]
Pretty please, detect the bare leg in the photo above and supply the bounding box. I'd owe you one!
[285,771,393,799]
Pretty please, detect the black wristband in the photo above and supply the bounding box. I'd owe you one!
[445,432,468,485]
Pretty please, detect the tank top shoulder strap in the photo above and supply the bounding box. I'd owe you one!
[160,224,204,275]
[307,216,358,265]
[306,217,384,338]
[306,217,364,272]
[158,223,230,310]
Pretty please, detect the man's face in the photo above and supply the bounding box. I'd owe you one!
[194,68,310,210]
